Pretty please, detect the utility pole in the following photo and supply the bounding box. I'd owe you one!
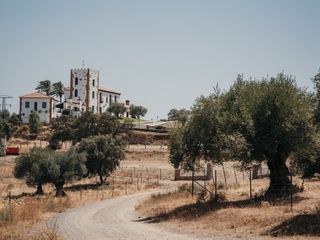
[0,95,13,112]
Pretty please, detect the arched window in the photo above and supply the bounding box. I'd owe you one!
[75,77,78,85]
[75,89,78,97]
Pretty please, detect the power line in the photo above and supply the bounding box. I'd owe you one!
[0,95,13,111]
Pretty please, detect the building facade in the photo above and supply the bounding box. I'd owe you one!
[19,92,58,124]
[64,68,122,115]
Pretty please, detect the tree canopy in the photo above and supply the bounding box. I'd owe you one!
[78,134,127,184]
[108,102,126,118]
[52,81,64,103]
[170,73,316,198]
[36,80,52,96]
[14,147,54,194]
[29,112,41,136]
[129,105,147,119]
[168,108,190,125]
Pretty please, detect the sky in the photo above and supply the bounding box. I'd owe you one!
[0,0,320,120]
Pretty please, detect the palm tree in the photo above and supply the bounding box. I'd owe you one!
[52,81,64,103]
[35,80,52,96]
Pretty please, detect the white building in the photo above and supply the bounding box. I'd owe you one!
[19,92,58,124]
[63,68,123,115]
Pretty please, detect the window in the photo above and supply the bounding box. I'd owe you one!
[99,107,102,114]
[114,96,117,102]
[25,101,30,108]
[106,96,108,103]
[92,91,95,99]
[92,106,95,113]
[75,77,78,85]
[93,79,95,86]
[34,102,38,111]
[100,93,103,103]
[75,89,78,97]
[42,102,47,108]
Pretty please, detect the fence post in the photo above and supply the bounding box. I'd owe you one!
[125,180,128,195]
[8,191,11,207]
[222,163,227,185]
[192,171,195,197]
[249,170,252,200]
[233,167,238,184]
[290,174,293,211]
[214,170,217,199]
[137,178,139,190]
[112,179,114,196]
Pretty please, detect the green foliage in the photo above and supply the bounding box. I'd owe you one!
[0,110,10,121]
[129,105,147,119]
[0,117,13,139]
[49,112,123,148]
[169,127,185,169]
[170,73,315,197]
[52,81,64,103]
[29,112,41,136]
[35,80,52,96]
[14,147,54,194]
[168,108,190,124]
[49,115,76,144]
[107,102,126,118]
[9,113,21,126]
[78,134,127,184]
[14,147,87,196]
[49,147,87,196]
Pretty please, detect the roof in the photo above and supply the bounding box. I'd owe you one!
[19,92,53,99]
[98,86,121,95]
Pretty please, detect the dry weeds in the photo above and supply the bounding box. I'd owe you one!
[137,178,320,239]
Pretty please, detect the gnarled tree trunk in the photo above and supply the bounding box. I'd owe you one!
[266,154,292,198]
[35,183,44,195]
[55,182,66,197]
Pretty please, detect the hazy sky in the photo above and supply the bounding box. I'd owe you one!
[1,0,319,119]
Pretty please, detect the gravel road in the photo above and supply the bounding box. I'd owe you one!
[52,188,238,240]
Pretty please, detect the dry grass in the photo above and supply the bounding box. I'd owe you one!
[137,178,320,239]
[0,146,167,239]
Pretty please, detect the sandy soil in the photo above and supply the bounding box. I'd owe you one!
[52,188,245,240]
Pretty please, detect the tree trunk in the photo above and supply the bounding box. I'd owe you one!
[266,155,292,198]
[55,182,66,197]
[99,174,105,185]
[35,183,44,195]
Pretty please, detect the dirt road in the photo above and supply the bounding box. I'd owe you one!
[52,188,239,240]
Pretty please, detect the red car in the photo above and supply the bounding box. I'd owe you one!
[6,147,20,155]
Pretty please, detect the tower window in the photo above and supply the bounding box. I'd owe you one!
[75,89,78,97]
[92,91,95,99]
[93,79,95,86]
[75,77,78,85]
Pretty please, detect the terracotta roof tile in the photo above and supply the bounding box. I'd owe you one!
[19,92,54,99]
[98,86,121,95]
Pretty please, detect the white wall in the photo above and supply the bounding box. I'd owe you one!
[71,68,99,114]
[20,98,53,124]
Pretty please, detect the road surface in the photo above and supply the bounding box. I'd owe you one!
[52,189,238,240]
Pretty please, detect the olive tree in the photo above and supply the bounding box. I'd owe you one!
[14,147,54,195]
[48,148,87,196]
[78,134,127,184]
[108,102,126,118]
[129,105,147,119]
[170,74,315,198]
